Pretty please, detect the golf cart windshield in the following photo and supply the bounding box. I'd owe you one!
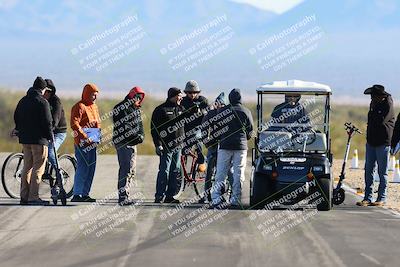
[257,93,330,154]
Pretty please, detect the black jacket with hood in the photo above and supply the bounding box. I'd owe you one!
[112,87,145,148]
[367,95,395,147]
[45,79,67,134]
[218,89,254,150]
[14,86,53,145]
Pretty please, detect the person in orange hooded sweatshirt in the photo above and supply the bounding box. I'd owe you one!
[70,84,101,202]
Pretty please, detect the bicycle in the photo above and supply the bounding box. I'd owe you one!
[173,147,232,202]
[1,151,76,199]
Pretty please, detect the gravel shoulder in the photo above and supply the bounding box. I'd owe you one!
[333,159,400,212]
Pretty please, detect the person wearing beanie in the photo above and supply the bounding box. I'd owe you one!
[151,87,185,203]
[13,76,53,205]
[357,85,395,207]
[181,80,208,165]
[211,88,254,209]
[112,86,145,206]
[70,83,101,203]
[43,79,67,170]
[199,92,233,203]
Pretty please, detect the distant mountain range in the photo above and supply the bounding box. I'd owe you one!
[0,0,399,100]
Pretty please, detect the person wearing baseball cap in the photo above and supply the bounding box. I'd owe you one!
[151,87,185,203]
[357,84,395,207]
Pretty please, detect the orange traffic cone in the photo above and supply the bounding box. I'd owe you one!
[393,160,400,183]
[350,149,359,169]
[389,155,396,172]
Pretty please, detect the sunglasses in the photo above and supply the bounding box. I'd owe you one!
[187,92,199,95]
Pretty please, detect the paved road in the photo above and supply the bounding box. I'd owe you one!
[0,154,399,267]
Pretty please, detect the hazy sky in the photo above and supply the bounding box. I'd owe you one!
[0,0,398,101]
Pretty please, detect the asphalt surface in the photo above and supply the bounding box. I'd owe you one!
[0,153,399,267]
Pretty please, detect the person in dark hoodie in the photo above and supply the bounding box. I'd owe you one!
[14,76,53,205]
[211,89,253,209]
[357,85,395,207]
[112,86,145,206]
[151,87,185,203]
[43,79,67,168]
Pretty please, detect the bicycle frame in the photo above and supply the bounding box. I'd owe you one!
[180,151,205,183]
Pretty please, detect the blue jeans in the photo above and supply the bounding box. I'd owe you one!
[73,144,97,196]
[155,150,181,200]
[48,132,67,167]
[364,143,390,202]
[212,149,247,206]
[204,147,233,200]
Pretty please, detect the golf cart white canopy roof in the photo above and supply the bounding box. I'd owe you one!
[257,80,332,94]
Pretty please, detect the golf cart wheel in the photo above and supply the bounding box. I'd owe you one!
[315,177,332,211]
[1,152,24,199]
[250,172,274,209]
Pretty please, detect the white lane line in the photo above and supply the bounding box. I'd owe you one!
[302,221,347,267]
[346,211,373,214]
[360,253,382,266]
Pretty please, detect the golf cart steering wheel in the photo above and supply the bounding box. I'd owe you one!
[291,129,317,146]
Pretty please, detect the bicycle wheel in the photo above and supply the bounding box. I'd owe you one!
[58,154,76,198]
[1,152,23,199]
[191,159,207,199]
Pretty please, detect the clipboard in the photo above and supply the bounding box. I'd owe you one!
[83,128,101,143]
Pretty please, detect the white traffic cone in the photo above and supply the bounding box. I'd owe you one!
[389,155,396,172]
[393,160,400,183]
[373,166,380,182]
[350,149,359,169]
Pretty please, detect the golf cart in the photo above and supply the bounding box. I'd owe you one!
[250,80,333,211]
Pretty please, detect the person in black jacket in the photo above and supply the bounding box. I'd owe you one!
[151,87,185,203]
[112,86,145,206]
[211,88,254,208]
[391,112,400,155]
[357,85,395,207]
[14,76,53,205]
[181,80,208,164]
[43,79,67,169]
